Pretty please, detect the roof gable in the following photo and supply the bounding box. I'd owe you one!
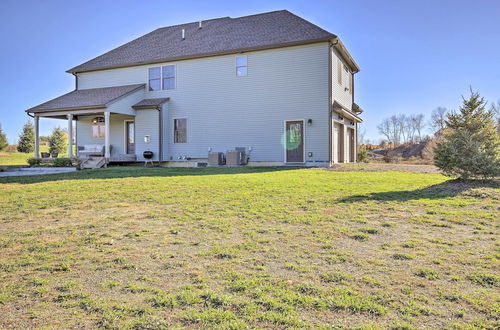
[68,10,336,73]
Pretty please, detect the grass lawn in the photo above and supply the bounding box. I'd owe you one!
[0,167,498,328]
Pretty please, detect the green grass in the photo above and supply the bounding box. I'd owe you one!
[0,166,498,328]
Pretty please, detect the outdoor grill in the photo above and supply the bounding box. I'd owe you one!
[143,151,154,167]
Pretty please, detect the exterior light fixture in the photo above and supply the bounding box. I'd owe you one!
[307,119,313,126]
[92,116,104,124]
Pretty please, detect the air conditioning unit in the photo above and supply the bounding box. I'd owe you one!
[208,152,225,166]
[226,147,248,165]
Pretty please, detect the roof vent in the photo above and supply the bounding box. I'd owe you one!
[198,21,202,29]
[181,28,185,40]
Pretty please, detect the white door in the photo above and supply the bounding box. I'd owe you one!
[333,123,339,163]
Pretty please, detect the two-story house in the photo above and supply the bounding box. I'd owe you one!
[27,10,363,167]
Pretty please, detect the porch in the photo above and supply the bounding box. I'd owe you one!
[25,84,147,165]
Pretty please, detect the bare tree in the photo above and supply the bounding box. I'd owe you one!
[409,114,425,142]
[430,107,448,134]
[377,119,392,144]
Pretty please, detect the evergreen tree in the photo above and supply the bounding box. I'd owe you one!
[0,123,8,151]
[48,127,66,155]
[17,121,35,153]
[434,91,500,179]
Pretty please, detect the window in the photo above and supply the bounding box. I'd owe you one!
[149,67,161,91]
[174,119,187,143]
[162,65,175,90]
[149,65,175,91]
[92,116,105,139]
[236,56,247,76]
[337,58,342,85]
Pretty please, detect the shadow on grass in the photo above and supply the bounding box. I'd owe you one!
[338,179,499,203]
[0,166,297,185]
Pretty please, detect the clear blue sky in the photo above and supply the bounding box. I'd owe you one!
[1,0,499,143]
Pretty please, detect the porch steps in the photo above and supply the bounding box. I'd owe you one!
[81,157,106,169]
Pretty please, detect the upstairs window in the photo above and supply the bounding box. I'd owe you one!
[236,56,247,76]
[148,67,161,91]
[149,65,176,91]
[162,65,175,90]
[174,118,187,143]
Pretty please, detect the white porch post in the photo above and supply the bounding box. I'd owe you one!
[34,115,40,158]
[104,111,110,159]
[67,114,73,158]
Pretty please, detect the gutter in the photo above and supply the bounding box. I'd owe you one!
[331,37,360,74]
[72,73,78,90]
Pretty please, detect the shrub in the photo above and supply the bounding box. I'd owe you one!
[434,91,500,179]
[52,158,73,167]
[17,121,35,153]
[358,146,368,162]
[27,157,41,166]
[383,154,393,163]
[48,127,67,155]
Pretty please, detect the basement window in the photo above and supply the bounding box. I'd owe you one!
[236,56,247,76]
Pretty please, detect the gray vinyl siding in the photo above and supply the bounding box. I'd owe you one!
[106,89,144,115]
[331,47,353,110]
[135,109,160,161]
[76,114,134,157]
[77,43,330,163]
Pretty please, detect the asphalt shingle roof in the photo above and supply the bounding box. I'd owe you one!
[132,98,170,109]
[68,10,336,73]
[27,84,145,113]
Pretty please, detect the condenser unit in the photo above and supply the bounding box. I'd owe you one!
[208,152,225,166]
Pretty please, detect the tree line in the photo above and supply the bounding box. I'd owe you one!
[0,122,67,155]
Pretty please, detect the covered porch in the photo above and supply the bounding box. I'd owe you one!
[26,84,146,165]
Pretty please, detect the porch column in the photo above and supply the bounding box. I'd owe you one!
[67,114,73,158]
[34,115,40,158]
[104,111,110,159]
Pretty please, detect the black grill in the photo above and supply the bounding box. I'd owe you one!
[143,151,153,159]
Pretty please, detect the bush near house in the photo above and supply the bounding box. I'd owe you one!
[434,91,500,179]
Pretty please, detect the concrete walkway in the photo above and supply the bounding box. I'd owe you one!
[0,167,76,177]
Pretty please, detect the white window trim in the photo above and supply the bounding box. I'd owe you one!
[148,65,176,91]
[173,118,187,144]
[235,55,247,77]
